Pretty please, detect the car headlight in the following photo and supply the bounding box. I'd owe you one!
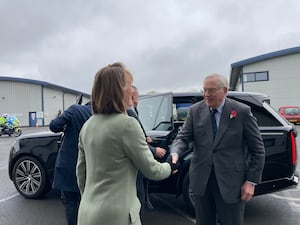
[11,139,20,154]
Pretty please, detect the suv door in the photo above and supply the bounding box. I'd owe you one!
[138,92,173,131]
[138,93,174,151]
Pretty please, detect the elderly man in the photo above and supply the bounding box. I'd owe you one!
[170,74,265,225]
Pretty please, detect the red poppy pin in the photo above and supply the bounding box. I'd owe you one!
[230,110,237,119]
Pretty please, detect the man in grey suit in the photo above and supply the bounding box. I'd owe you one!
[169,74,265,225]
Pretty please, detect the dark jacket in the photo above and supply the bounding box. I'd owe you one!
[126,108,156,155]
[50,103,92,192]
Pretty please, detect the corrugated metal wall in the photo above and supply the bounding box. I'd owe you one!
[43,88,64,125]
[0,79,90,126]
[0,81,41,126]
[242,53,300,109]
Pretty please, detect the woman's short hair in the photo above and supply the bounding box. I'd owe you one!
[91,62,132,114]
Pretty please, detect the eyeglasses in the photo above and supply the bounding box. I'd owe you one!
[202,87,223,95]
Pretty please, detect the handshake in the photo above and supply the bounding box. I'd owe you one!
[166,154,181,172]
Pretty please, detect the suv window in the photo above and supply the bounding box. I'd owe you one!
[232,99,282,127]
[172,96,282,127]
[139,93,282,132]
[138,94,172,131]
[173,103,192,122]
[248,103,281,127]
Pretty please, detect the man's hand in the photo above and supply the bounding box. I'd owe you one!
[146,137,153,143]
[170,153,178,164]
[166,153,180,174]
[155,147,167,158]
[241,181,255,202]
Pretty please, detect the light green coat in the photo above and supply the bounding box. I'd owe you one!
[76,113,171,225]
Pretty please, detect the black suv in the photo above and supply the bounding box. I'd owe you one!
[8,91,298,215]
[137,91,298,213]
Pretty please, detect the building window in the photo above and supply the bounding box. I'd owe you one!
[242,71,269,82]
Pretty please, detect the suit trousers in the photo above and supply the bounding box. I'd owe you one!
[194,168,245,225]
[61,191,81,225]
[136,172,146,225]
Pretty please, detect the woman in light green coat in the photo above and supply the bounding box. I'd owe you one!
[76,63,172,225]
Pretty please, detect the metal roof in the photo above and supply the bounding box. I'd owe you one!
[229,46,300,90]
[0,76,90,97]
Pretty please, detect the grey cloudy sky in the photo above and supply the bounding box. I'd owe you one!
[1,0,299,94]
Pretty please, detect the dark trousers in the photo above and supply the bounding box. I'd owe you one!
[194,168,245,225]
[61,191,81,225]
[136,172,146,225]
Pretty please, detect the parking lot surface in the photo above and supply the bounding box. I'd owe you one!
[0,126,299,225]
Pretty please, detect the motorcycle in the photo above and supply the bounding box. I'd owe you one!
[0,116,22,137]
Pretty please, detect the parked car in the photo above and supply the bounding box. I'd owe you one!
[8,91,298,215]
[279,106,300,124]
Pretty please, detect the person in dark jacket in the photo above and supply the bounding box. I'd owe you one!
[127,85,167,224]
[128,85,167,157]
[49,102,92,225]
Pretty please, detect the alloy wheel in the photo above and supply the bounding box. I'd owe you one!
[12,156,47,198]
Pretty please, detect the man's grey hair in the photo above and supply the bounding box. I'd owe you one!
[204,74,229,88]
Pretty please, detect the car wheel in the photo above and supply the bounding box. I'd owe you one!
[182,172,195,216]
[12,156,48,199]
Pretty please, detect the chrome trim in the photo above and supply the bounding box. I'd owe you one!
[259,175,298,185]
[294,175,299,184]
[261,132,284,136]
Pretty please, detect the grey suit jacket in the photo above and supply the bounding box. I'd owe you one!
[171,97,265,203]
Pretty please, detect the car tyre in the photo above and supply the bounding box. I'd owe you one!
[14,128,22,137]
[12,156,48,199]
[182,172,195,216]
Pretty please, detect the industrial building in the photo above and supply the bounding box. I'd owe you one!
[230,46,300,110]
[0,77,90,126]
[1,46,300,126]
